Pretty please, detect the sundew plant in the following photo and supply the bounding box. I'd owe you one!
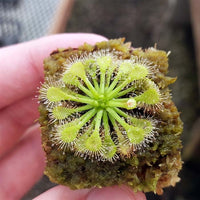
[39,49,163,162]
[39,39,183,194]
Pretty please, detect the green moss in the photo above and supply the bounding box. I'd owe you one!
[39,38,183,194]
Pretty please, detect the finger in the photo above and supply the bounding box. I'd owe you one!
[120,185,147,200]
[86,185,146,200]
[0,124,45,200]
[34,185,146,200]
[0,33,107,109]
[0,95,39,157]
[34,185,90,200]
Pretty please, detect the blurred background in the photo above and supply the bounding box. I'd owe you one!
[1,0,200,199]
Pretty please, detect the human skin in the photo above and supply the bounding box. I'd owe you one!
[0,33,146,200]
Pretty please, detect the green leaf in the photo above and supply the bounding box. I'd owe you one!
[62,72,79,86]
[134,88,160,105]
[126,126,145,144]
[85,131,102,152]
[46,87,67,102]
[52,106,75,119]
[102,135,117,159]
[60,124,80,143]
[97,56,112,73]
[129,63,148,81]
[69,62,86,80]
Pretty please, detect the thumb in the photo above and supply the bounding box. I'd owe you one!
[86,186,146,200]
[34,185,146,200]
[33,185,90,200]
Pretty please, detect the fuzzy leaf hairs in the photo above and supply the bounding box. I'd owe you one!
[38,38,183,194]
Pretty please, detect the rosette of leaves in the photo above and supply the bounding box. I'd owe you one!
[39,39,183,194]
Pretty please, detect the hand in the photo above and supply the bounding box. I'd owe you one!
[0,33,146,200]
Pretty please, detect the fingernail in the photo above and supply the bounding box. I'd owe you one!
[86,186,143,200]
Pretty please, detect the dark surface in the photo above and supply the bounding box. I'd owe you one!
[23,0,199,199]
